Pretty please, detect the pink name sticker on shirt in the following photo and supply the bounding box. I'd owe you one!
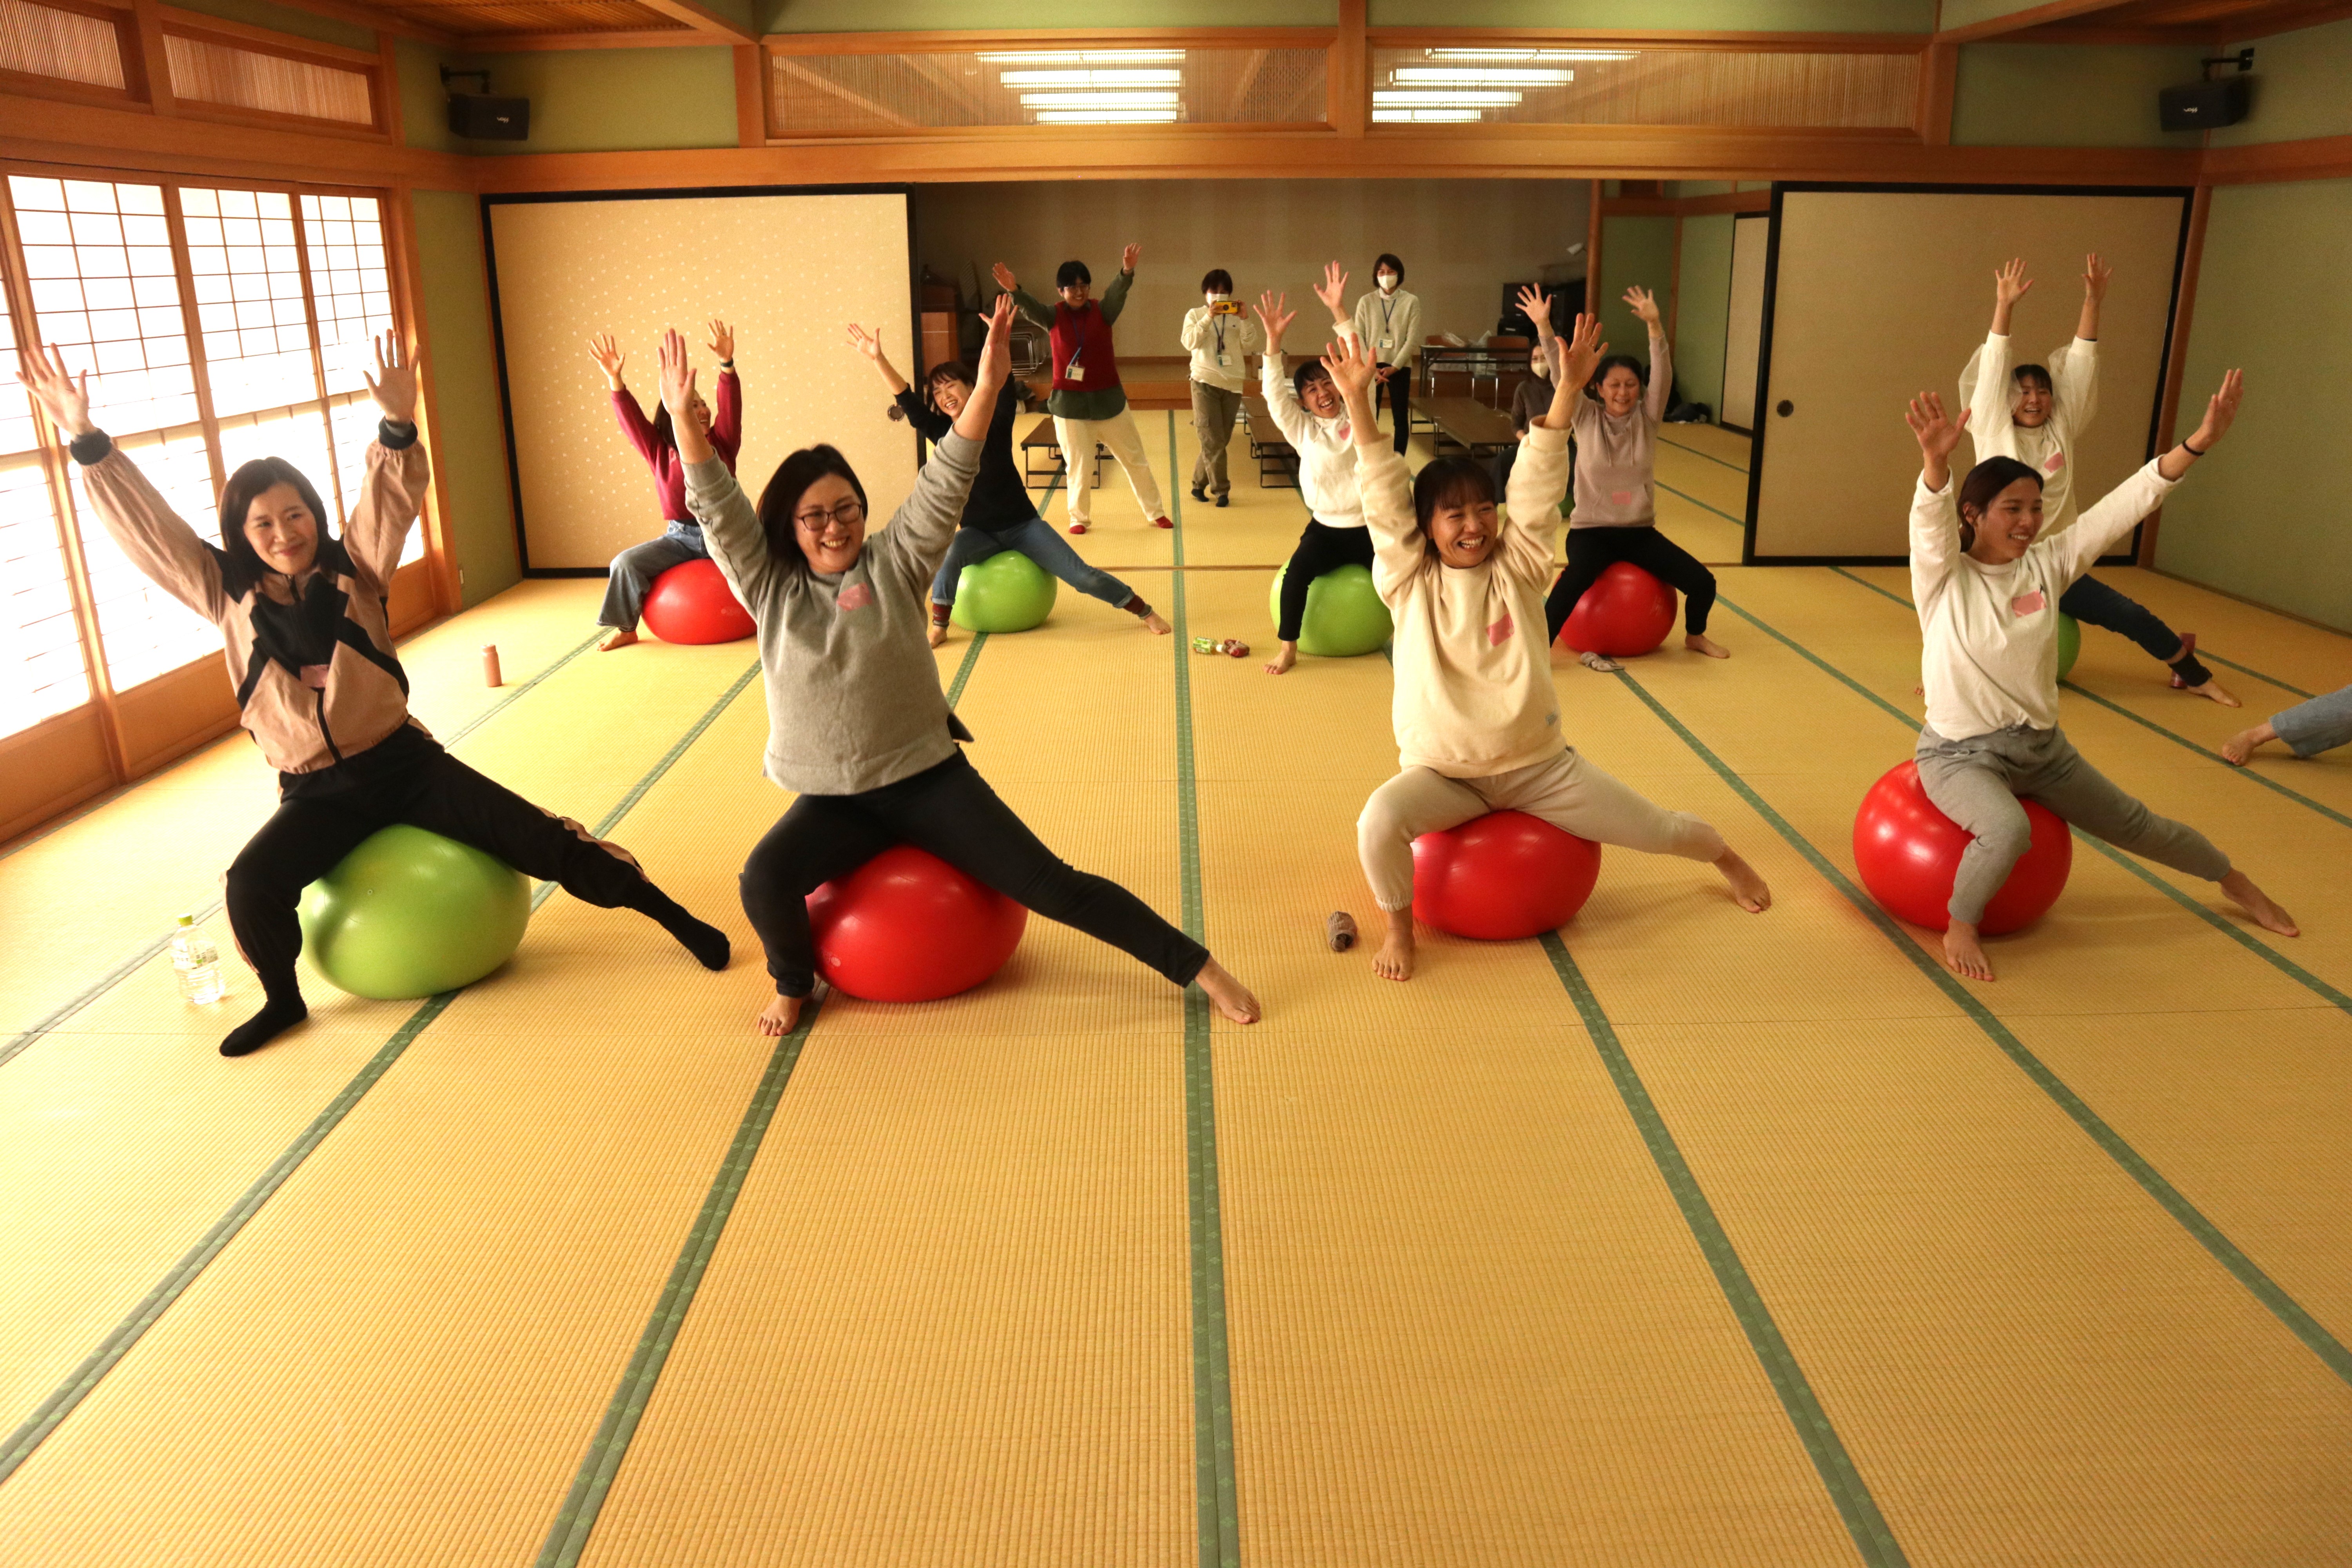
[1336,420,1352,442]
[1611,489,1635,506]
[1488,612,1515,647]
[2010,589,2046,617]
[837,583,876,612]
[2043,451,2066,473]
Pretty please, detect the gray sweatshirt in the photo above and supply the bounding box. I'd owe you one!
[686,432,982,795]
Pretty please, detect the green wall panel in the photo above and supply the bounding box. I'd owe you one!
[1673,212,1734,417]
[410,191,520,606]
[1952,44,2207,147]
[2209,18,2352,147]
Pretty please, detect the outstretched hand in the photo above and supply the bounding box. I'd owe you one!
[1516,284,1552,336]
[16,341,93,437]
[1623,285,1661,329]
[2082,252,2112,302]
[1994,257,2033,307]
[2189,367,2244,450]
[705,318,735,363]
[363,332,418,425]
[1121,241,1141,274]
[1321,331,1380,411]
[991,261,1018,294]
[1906,389,1969,459]
[1555,312,1607,394]
[1312,261,1348,319]
[1254,289,1296,347]
[587,332,624,381]
[950,295,1015,444]
[656,328,710,461]
[844,323,885,362]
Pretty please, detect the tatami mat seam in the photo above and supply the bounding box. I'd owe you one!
[0,659,760,1490]
[1658,433,1750,474]
[1604,655,2352,1388]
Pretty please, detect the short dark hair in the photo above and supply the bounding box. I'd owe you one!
[924,359,975,412]
[754,444,867,572]
[1374,253,1405,281]
[1585,353,1647,399]
[1056,259,1091,290]
[2012,363,2054,394]
[1201,268,1232,295]
[1413,456,1495,530]
[1956,456,2042,551]
[219,456,334,586]
[1292,359,1334,399]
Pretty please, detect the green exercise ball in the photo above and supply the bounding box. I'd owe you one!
[951,548,1058,633]
[1268,562,1392,657]
[2056,612,2081,680]
[299,825,532,1000]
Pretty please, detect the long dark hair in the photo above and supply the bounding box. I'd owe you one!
[1412,456,1495,534]
[754,444,867,572]
[218,456,336,592]
[1956,456,2042,552]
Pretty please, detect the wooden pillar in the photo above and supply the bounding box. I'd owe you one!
[1917,42,1958,147]
[735,44,766,146]
[1330,0,1365,137]
[2140,183,2212,567]
[1585,180,1604,316]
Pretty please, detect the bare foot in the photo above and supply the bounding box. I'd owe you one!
[2221,722,2276,766]
[2186,677,2241,708]
[2220,869,2299,936]
[1685,632,1730,659]
[756,991,804,1036]
[1371,907,1416,981]
[1263,640,1298,675]
[1143,611,1173,636]
[1942,919,1995,982]
[927,622,948,649]
[598,628,639,652]
[1715,848,1771,912]
[1194,957,1261,1024]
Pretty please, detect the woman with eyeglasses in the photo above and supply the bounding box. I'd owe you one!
[662,298,1262,1038]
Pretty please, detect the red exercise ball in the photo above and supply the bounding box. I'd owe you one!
[806,845,1027,1003]
[642,558,755,645]
[1852,760,2072,935]
[1557,561,1678,657]
[1412,810,1603,940]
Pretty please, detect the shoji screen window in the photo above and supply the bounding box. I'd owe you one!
[0,246,90,738]
[11,174,220,693]
[299,193,407,563]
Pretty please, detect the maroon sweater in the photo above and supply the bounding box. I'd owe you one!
[612,367,740,524]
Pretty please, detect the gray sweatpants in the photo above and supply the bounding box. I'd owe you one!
[1191,381,1243,497]
[1915,723,2230,925]
[1358,748,1724,911]
[2272,682,2352,758]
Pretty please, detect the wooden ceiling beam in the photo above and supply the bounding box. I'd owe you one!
[230,0,459,48]
[626,0,752,43]
[1935,1,2136,44]
[457,25,711,50]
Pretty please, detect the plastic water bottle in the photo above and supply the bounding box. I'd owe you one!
[171,913,225,1005]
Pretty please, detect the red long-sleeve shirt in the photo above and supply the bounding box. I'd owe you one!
[612,368,740,523]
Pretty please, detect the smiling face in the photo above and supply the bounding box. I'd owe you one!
[1964,477,2045,564]
[242,481,318,577]
[1058,280,1091,308]
[1298,368,1342,419]
[1599,365,1643,417]
[2011,370,2053,429]
[929,370,970,418]
[1426,492,1498,568]
[793,474,867,574]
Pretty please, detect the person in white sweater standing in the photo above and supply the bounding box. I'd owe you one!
[1352,252,1422,456]
[1962,255,2237,704]
[1181,268,1262,508]
[1255,264,1368,677]
[1904,377,2294,983]
[1339,316,1772,982]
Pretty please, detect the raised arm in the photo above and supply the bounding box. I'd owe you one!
[2053,369,2241,581]
[2075,253,2109,343]
[1324,334,1421,598]
[1099,246,1139,324]
[2052,254,2106,431]
[880,296,1009,589]
[1904,390,1971,599]
[705,318,742,461]
[1624,287,1671,421]
[1501,311,1604,585]
[590,332,666,465]
[20,342,227,622]
[1252,290,1318,447]
[339,332,430,585]
[993,263,1052,330]
[661,327,768,604]
[1311,261,1355,336]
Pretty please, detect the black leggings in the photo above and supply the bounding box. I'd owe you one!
[1375,363,1413,454]
[1276,519,1377,642]
[227,743,657,999]
[2060,575,2210,685]
[1543,525,1717,643]
[739,750,1209,999]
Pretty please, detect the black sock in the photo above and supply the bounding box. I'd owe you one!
[222,990,308,1057]
[632,884,731,970]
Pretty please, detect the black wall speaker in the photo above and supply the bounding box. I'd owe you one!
[448,93,530,140]
[2158,75,2249,132]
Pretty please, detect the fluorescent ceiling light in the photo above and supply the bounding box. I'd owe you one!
[1031,108,1182,123]
[1371,107,1483,122]
[1424,47,1632,61]
[999,68,1183,87]
[1019,91,1181,108]
[1392,66,1574,85]
[976,50,1185,63]
[1372,89,1523,107]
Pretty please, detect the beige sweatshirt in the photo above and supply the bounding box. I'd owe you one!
[1569,329,1672,528]
[1962,330,2100,533]
[1913,457,2175,740]
[1180,304,1264,394]
[1353,286,1423,368]
[1359,422,1572,779]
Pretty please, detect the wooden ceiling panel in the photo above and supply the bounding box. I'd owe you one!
[381,0,682,36]
[2020,0,2352,39]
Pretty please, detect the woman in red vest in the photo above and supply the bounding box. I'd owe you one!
[994,245,1173,536]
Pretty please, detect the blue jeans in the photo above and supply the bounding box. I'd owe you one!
[600,521,708,631]
[931,517,1138,610]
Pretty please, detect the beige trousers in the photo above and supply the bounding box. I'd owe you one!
[1053,407,1166,527]
[1358,748,1724,911]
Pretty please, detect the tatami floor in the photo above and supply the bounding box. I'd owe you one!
[2,411,2350,1566]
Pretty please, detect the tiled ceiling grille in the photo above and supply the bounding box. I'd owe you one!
[1367,45,1919,129]
[0,0,125,92]
[770,47,1330,135]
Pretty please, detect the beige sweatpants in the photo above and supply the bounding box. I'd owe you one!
[1053,407,1166,527]
[1358,748,1725,911]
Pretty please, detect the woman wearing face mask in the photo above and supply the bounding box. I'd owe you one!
[1181,267,1263,508]
[1501,283,1568,494]
[994,246,1173,536]
[1351,253,1421,456]
[1539,285,1728,670]
[586,321,741,652]
[1334,319,1772,983]
[844,325,1171,650]
[664,301,1261,1038]
[1903,378,2293,984]
[1254,264,1369,677]
[1962,257,2238,705]
[17,336,731,1058]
